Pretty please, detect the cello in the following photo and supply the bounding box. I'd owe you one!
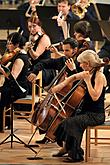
[45,58,109,141]
[31,39,90,137]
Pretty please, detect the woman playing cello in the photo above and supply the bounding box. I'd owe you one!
[51,50,106,162]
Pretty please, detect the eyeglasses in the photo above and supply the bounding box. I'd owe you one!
[7,41,13,45]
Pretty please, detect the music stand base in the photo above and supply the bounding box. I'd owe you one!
[0,133,38,154]
[27,156,43,160]
[25,144,39,148]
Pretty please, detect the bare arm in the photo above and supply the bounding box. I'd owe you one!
[84,71,107,101]
[51,71,86,93]
[49,45,64,58]
[11,58,24,79]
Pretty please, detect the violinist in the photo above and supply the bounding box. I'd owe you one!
[0,32,30,132]
[73,20,95,52]
[73,20,95,72]
[51,50,106,162]
[26,16,56,88]
[27,20,93,85]
[27,37,78,84]
[17,0,40,41]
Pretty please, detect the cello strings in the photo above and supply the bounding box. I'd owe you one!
[53,93,66,115]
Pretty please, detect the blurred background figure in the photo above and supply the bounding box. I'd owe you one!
[52,0,80,40]
[18,0,40,41]
[72,0,98,21]
[0,0,19,5]
[98,38,110,93]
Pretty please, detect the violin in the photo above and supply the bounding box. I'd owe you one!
[0,48,20,65]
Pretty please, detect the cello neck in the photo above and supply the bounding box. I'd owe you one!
[45,65,67,91]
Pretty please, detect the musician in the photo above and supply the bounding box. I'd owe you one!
[17,0,40,41]
[98,38,110,93]
[51,50,106,162]
[28,20,93,144]
[0,0,19,5]
[26,16,56,88]
[27,37,78,144]
[73,0,98,21]
[28,20,93,84]
[27,38,78,84]
[52,0,80,40]
[0,32,30,132]
[73,20,94,51]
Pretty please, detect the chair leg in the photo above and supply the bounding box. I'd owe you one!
[85,127,91,162]
[94,128,98,145]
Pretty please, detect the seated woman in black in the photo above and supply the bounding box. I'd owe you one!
[51,49,106,162]
[0,32,30,132]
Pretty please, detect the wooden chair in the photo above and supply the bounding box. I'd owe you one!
[13,71,42,133]
[85,121,110,162]
[85,93,110,161]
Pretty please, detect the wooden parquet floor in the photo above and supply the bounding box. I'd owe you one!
[0,118,110,164]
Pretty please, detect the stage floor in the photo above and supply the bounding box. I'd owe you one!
[0,118,110,164]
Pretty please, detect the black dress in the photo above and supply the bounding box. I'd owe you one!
[54,71,105,161]
[28,34,56,87]
[0,52,29,131]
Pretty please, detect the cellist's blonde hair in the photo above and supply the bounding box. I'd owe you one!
[77,49,102,67]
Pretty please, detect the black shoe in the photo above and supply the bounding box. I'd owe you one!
[0,130,4,133]
[63,157,84,163]
[35,137,48,144]
[0,126,4,133]
[5,126,11,130]
[52,148,67,157]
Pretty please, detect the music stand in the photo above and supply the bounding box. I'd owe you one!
[0,69,37,155]
[36,6,58,20]
[97,3,110,20]
[41,18,64,44]
[0,9,20,37]
[98,20,110,41]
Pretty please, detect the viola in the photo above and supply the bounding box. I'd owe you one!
[0,48,20,65]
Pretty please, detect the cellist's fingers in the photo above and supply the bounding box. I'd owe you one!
[65,58,76,71]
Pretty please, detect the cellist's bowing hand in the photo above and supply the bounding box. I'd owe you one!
[65,58,76,71]
[51,85,60,94]
[27,73,37,83]
[51,71,89,93]
[51,82,65,93]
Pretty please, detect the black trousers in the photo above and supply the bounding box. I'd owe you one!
[54,112,105,160]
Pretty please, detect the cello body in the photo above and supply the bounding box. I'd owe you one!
[32,80,72,133]
[31,40,91,141]
[45,83,86,141]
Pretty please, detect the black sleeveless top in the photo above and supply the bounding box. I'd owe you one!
[81,71,105,114]
[29,34,51,66]
[5,52,30,91]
